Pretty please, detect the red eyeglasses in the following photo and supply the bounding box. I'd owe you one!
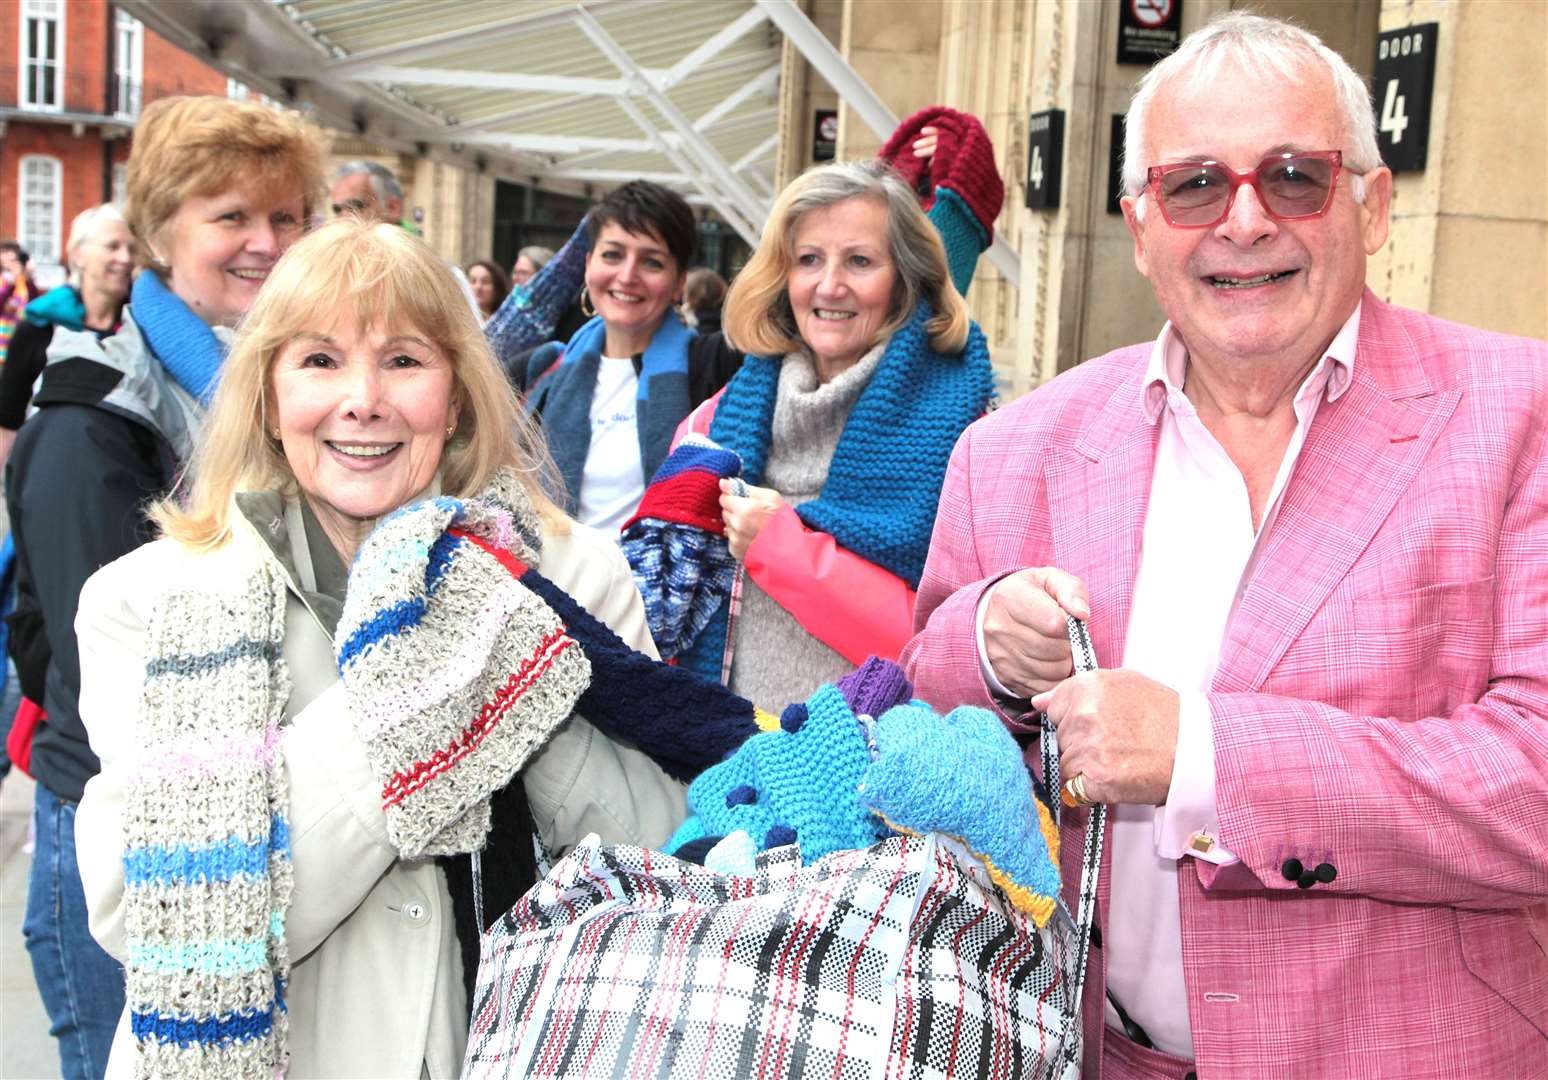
[1145,150,1345,228]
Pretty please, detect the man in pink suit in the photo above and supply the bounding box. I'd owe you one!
[903,12,1547,1078]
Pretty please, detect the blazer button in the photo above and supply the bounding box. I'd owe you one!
[403,901,428,924]
[1281,858,1304,882]
[1315,862,1337,884]
[1184,1072,1198,1080]
[1296,871,1317,889]
[1090,924,1102,949]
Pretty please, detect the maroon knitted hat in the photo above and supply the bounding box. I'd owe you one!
[877,105,1005,239]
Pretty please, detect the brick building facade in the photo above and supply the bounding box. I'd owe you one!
[0,0,230,286]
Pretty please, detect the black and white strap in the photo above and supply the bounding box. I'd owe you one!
[1040,616,1107,1029]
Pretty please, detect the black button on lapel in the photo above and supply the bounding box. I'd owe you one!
[1281,858,1303,882]
[1315,862,1337,883]
[1184,1072,1198,1080]
[1297,870,1317,889]
[1090,924,1102,949]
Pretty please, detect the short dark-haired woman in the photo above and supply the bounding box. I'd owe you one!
[499,181,741,533]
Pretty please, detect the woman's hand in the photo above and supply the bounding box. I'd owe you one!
[912,125,939,162]
[719,479,785,562]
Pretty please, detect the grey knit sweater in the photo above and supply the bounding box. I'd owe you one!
[729,343,884,711]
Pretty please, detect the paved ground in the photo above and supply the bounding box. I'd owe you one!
[2,771,61,1079]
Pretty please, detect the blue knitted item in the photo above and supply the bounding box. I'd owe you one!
[858,701,1063,926]
[129,270,226,404]
[930,187,990,298]
[485,214,590,368]
[20,283,87,330]
[524,309,696,513]
[709,301,993,587]
[666,658,915,862]
[620,436,743,662]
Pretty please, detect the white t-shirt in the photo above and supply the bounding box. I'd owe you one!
[575,355,645,535]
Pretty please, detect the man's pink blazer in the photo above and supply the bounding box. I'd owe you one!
[903,291,1548,1077]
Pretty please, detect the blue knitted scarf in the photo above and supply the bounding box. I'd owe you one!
[130,271,227,404]
[677,303,993,681]
[525,310,695,514]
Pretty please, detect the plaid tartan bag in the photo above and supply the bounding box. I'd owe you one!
[464,622,1107,1080]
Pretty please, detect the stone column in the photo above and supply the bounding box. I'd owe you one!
[1367,0,1547,340]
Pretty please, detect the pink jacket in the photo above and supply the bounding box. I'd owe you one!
[903,291,1548,1076]
[675,394,916,664]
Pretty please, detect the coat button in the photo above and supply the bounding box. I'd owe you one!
[1315,862,1337,883]
[1296,871,1317,889]
[1281,858,1303,882]
[1090,924,1102,949]
[403,901,428,923]
[1184,1073,1197,1080]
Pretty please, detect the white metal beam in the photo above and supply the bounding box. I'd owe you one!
[316,0,631,77]
[335,66,627,97]
[757,0,1021,287]
[694,63,781,132]
[731,133,779,173]
[543,169,690,185]
[659,6,769,89]
[613,96,762,247]
[445,95,592,137]
[432,132,654,155]
[574,7,768,236]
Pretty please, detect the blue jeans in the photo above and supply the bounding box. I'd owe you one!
[23,782,126,1080]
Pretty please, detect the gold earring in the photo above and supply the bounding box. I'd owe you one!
[446,424,456,439]
[579,287,596,318]
[270,426,281,440]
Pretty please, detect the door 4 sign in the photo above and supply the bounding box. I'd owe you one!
[1025,109,1065,211]
[1374,23,1439,173]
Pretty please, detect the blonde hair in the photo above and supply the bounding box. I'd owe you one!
[154,219,566,549]
[723,160,970,357]
[126,96,331,272]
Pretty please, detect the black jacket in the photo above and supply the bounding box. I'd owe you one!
[4,325,178,801]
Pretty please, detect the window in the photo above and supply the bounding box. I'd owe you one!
[18,157,63,274]
[112,163,128,207]
[114,11,144,119]
[20,0,64,112]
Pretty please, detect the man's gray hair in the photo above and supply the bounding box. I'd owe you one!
[335,160,404,203]
[1123,13,1380,203]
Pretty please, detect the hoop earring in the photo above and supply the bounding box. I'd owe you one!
[579,287,596,318]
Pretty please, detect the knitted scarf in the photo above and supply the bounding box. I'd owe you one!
[19,283,88,330]
[677,303,994,680]
[524,310,695,513]
[122,564,294,1078]
[122,471,765,1077]
[129,270,227,404]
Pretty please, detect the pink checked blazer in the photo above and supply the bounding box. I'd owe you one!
[903,291,1548,1077]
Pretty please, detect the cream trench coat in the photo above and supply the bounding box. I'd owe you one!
[74,493,687,1078]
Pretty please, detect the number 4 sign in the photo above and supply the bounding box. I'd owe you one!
[1025,109,1065,210]
[1374,23,1438,172]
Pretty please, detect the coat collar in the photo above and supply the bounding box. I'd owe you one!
[1050,291,1456,688]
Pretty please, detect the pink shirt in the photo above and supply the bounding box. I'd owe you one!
[977,305,1361,1058]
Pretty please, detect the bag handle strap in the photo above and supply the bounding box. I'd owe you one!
[1041,617,1107,1008]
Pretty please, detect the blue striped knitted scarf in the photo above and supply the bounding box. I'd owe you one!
[678,303,994,680]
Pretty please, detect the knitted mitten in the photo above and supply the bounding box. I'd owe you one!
[666,657,914,862]
[876,105,1005,296]
[858,701,1062,926]
[620,435,743,661]
[485,212,592,366]
[336,492,591,859]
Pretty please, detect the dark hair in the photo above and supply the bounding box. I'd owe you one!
[464,258,510,312]
[588,181,697,272]
[684,267,727,316]
[0,241,29,266]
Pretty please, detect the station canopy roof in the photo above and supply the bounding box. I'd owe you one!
[121,0,786,244]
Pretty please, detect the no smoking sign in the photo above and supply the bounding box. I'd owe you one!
[1118,0,1182,65]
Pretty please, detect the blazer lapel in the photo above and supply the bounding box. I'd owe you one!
[1214,303,1461,694]
[1046,372,1159,669]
